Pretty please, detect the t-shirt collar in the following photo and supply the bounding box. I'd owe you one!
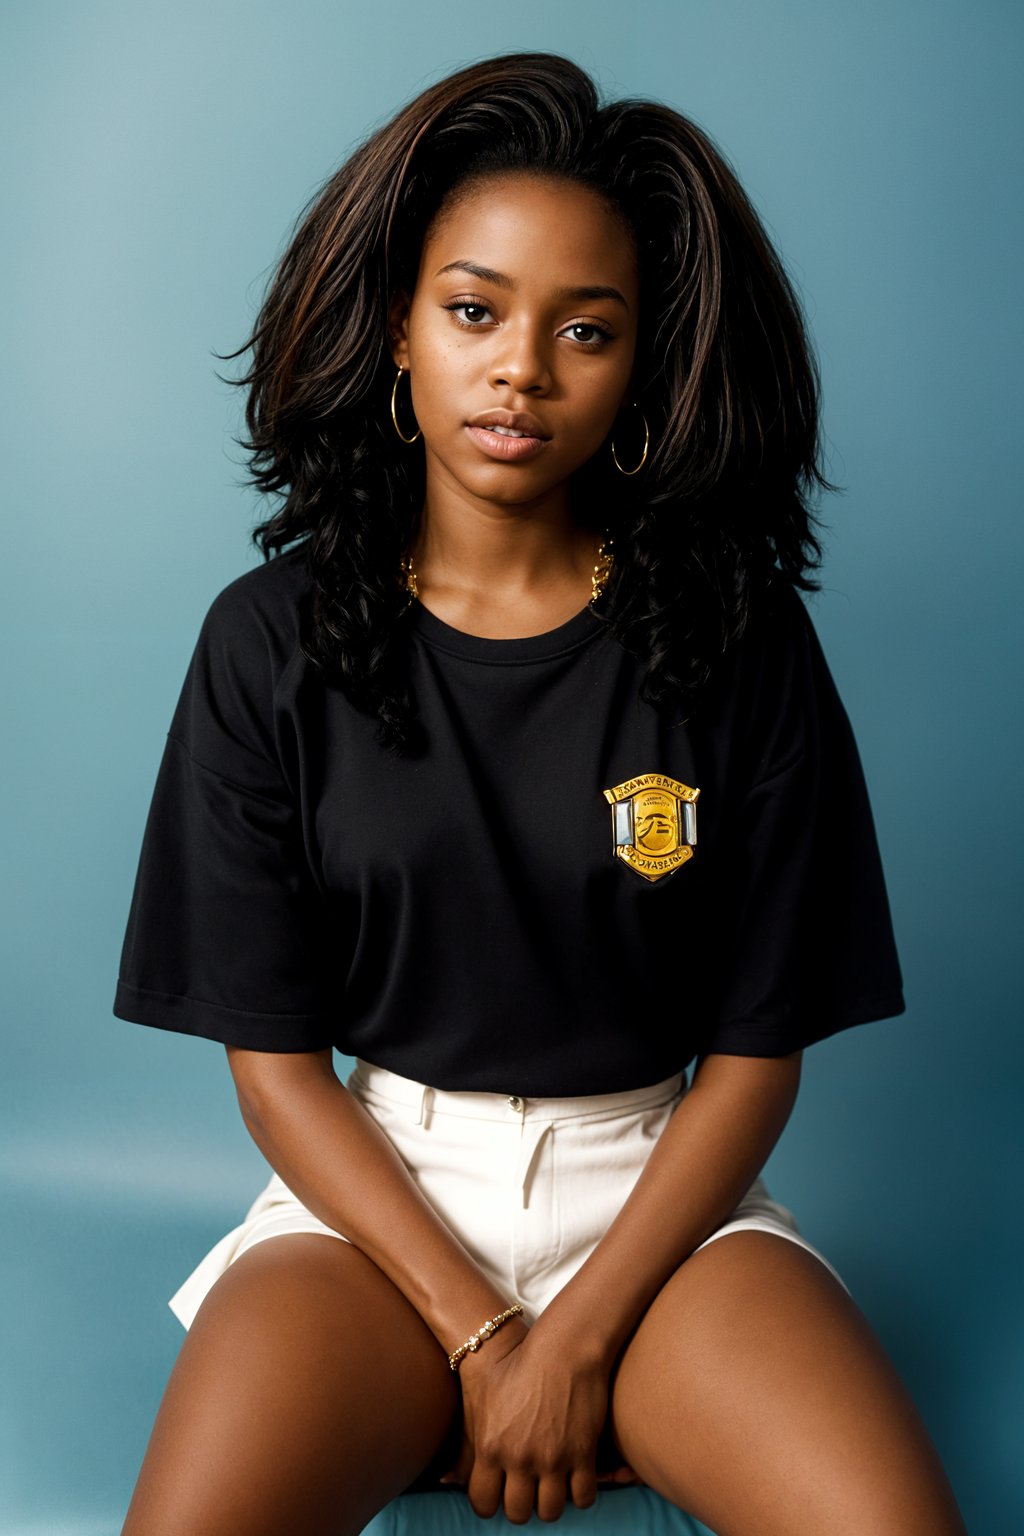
[407,597,606,664]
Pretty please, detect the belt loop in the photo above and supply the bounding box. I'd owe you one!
[420,1084,434,1130]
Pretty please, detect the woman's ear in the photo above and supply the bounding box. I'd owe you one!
[388,290,412,370]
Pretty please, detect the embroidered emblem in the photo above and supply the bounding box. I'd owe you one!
[602,772,699,884]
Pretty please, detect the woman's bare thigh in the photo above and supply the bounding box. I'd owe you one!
[122,1233,460,1536]
[607,1231,967,1536]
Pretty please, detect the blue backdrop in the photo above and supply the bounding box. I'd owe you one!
[2,4,1020,1533]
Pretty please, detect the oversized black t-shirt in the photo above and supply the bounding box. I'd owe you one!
[112,545,905,1094]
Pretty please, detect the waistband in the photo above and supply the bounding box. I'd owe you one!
[346,1058,687,1127]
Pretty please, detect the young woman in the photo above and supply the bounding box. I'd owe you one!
[113,51,967,1536]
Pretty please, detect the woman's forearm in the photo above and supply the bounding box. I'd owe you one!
[531,1051,804,1369]
[225,1046,527,1365]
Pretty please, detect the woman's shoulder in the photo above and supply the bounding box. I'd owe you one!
[701,573,815,709]
[199,543,314,652]
[690,573,834,786]
[743,571,815,648]
[169,545,316,773]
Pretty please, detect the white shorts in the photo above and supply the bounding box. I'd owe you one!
[169,1058,850,1331]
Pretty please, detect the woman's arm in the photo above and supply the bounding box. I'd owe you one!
[433,1051,804,1521]
[224,1046,529,1363]
[529,1049,804,1367]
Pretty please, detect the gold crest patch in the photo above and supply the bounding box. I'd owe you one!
[602,772,699,883]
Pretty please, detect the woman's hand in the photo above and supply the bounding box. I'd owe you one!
[440,1322,640,1523]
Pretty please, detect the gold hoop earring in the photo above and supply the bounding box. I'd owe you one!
[390,366,421,444]
[610,402,649,476]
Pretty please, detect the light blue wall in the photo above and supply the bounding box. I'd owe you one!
[2,4,1019,1532]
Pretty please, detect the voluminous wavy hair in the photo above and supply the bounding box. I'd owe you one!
[230,51,835,756]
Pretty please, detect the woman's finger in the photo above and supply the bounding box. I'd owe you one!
[502,1468,539,1526]
[437,1457,467,1485]
[607,1462,642,1484]
[537,1470,569,1523]
[570,1461,599,1510]
[439,1430,473,1485]
[466,1460,504,1521]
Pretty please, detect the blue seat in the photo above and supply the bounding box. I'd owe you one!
[364,1486,715,1534]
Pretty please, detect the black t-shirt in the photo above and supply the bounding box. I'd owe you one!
[112,545,905,1094]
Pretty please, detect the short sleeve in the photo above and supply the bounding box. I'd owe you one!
[696,586,906,1058]
[112,581,337,1051]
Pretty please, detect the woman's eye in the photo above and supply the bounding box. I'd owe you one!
[444,301,492,325]
[562,322,613,348]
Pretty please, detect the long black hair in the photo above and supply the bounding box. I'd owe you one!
[228,51,834,754]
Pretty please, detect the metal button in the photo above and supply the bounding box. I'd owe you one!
[506,1095,523,1112]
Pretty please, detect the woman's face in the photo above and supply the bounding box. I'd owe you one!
[389,174,640,511]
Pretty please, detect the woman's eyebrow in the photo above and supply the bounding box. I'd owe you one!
[433,259,629,309]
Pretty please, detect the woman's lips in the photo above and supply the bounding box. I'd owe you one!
[465,425,549,461]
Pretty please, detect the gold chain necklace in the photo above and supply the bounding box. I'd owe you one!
[590,533,614,604]
[401,533,614,607]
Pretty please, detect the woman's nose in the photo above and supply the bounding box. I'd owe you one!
[487,325,552,394]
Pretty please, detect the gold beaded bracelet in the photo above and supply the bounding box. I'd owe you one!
[448,1304,524,1372]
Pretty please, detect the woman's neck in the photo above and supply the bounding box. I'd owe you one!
[406,485,602,639]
